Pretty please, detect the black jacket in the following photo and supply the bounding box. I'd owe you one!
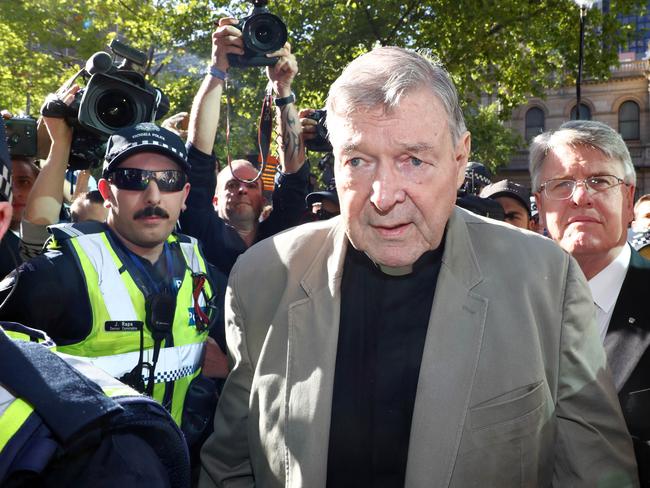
[605,248,650,486]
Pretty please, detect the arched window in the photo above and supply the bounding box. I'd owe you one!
[570,103,591,120]
[619,100,640,140]
[525,107,545,141]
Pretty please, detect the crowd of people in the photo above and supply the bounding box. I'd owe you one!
[0,16,649,488]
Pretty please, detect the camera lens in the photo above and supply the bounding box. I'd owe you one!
[96,91,136,129]
[244,13,287,53]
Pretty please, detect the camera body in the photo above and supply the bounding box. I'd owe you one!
[227,0,288,68]
[305,109,332,153]
[44,39,169,170]
[5,116,37,158]
[68,72,160,138]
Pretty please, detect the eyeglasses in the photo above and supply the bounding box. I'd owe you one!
[109,168,187,192]
[539,175,626,200]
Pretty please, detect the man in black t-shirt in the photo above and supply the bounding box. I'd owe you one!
[179,17,309,276]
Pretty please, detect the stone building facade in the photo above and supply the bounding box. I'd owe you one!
[497,60,650,199]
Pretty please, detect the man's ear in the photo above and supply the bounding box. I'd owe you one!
[180,182,190,212]
[0,201,13,242]
[624,184,636,227]
[533,192,545,229]
[98,179,115,209]
[455,131,471,188]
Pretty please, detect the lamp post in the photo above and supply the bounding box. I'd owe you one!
[573,0,596,120]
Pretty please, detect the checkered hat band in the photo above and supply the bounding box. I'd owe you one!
[120,139,187,162]
[631,232,650,251]
[0,163,11,202]
[466,173,492,187]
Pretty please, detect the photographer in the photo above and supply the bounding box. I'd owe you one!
[17,86,79,260]
[179,16,309,276]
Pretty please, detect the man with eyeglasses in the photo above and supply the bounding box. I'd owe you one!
[0,123,228,452]
[530,119,650,484]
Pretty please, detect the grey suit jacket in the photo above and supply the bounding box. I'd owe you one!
[200,208,638,488]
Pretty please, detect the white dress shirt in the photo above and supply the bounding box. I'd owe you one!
[588,244,631,342]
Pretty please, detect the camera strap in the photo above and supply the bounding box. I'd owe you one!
[225,79,272,185]
[258,82,274,169]
[151,89,162,122]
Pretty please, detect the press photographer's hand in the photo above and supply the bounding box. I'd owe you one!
[212,17,244,73]
[161,111,189,140]
[42,85,79,148]
[267,42,297,97]
[300,108,317,142]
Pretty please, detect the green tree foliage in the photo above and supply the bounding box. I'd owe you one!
[0,0,645,171]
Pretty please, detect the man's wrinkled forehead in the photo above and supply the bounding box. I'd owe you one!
[328,102,447,155]
[544,143,622,175]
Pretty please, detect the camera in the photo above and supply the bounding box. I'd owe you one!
[227,0,288,68]
[305,109,332,153]
[42,39,169,170]
[5,116,37,158]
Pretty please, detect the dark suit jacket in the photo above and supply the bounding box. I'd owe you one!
[605,249,650,486]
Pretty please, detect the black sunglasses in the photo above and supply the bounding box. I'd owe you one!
[109,168,187,192]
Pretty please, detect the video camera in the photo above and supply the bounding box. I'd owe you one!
[305,109,332,153]
[5,116,37,158]
[42,39,169,170]
[227,0,288,68]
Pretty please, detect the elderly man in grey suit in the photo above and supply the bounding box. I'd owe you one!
[200,47,638,487]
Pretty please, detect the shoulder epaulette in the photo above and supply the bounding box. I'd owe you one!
[47,221,106,242]
[173,232,195,245]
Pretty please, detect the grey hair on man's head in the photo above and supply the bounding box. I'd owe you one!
[529,120,636,191]
[325,46,467,146]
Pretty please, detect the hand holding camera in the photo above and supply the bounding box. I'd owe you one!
[211,17,245,73]
[225,0,288,69]
[41,85,78,150]
[302,108,331,153]
[39,39,169,170]
[266,42,297,97]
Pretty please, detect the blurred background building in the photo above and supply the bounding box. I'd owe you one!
[499,0,650,196]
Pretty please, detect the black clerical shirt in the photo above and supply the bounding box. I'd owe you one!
[326,245,443,488]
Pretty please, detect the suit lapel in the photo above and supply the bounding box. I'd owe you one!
[406,209,487,488]
[283,212,488,488]
[284,219,348,488]
[605,250,650,391]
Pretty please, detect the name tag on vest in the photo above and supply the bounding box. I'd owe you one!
[104,321,143,332]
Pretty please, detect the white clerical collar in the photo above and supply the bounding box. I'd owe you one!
[589,244,631,315]
[364,252,414,276]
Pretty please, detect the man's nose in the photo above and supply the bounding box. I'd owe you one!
[571,180,593,206]
[143,179,162,205]
[369,163,406,213]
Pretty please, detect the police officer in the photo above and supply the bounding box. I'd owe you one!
[0,118,191,487]
[0,120,227,430]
